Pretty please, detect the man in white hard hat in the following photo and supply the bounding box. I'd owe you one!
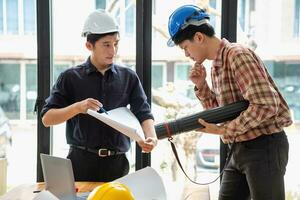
[41,9,157,182]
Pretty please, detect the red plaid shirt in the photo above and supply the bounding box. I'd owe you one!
[195,38,292,143]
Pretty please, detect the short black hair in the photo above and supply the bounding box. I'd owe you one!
[173,23,215,45]
[86,32,119,45]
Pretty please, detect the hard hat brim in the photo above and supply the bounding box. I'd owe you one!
[81,29,119,37]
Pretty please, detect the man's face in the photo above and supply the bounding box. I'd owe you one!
[88,33,120,68]
[179,34,206,64]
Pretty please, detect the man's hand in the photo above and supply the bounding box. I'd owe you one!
[138,137,158,153]
[197,118,225,135]
[189,63,207,89]
[76,98,102,114]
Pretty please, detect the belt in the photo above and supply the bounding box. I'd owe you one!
[70,145,126,157]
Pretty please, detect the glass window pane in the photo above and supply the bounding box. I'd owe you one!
[125,0,135,36]
[95,0,106,9]
[26,64,37,119]
[23,0,36,34]
[237,0,300,197]
[0,0,3,34]
[295,0,300,37]
[0,0,37,193]
[209,0,217,28]
[175,63,191,81]
[6,0,18,34]
[0,63,20,119]
[152,64,164,89]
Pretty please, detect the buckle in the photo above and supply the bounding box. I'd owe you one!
[98,149,110,157]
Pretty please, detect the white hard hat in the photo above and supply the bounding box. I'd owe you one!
[81,9,119,37]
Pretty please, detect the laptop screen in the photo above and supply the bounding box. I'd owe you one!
[40,154,78,200]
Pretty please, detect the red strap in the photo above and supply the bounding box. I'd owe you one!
[163,123,173,140]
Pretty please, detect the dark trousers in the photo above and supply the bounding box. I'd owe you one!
[67,147,129,182]
[219,131,289,200]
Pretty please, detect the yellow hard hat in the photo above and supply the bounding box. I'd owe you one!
[87,182,135,200]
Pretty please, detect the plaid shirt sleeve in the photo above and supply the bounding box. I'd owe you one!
[195,82,219,109]
[223,51,281,137]
[194,63,218,109]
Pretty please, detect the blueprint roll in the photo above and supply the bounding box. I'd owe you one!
[155,100,249,140]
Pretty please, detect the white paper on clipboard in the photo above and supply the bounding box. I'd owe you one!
[87,107,145,142]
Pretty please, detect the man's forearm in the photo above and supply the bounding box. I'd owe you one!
[141,119,157,139]
[42,103,80,127]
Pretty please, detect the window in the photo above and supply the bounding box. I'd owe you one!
[238,0,300,197]
[238,0,246,31]
[23,0,36,34]
[174,63,191,82]
[152,64,165,89]
[174,63,196,99]
[6,0,18,34]
[26,64,37,119]
[0,0,3,34]
[238,0,256,36]
[95,0,106,9]
[295,0,300,37]
[0,0,37,191]
[209,0,217,28]
[125,0,135,36]
[0,63,20,119]
[0,0,36,35]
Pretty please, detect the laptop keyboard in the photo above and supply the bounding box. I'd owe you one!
[76,192,90,200]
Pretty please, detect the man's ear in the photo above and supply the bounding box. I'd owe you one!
[194,32,204,44]
[85,41,93,50]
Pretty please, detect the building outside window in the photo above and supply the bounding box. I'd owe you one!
[6,0,18,34]
[0,0,36,35]
[0,63,20,119]
[95,0,106,9]
[25,64,37,119]
[152,63,166,89]
[0,0,3,34]
[23,0,36,34]
[295,0,300,37]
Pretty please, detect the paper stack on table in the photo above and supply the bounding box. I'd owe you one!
[87,107,145,142]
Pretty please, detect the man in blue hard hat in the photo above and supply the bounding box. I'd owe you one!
[167,5,292,200]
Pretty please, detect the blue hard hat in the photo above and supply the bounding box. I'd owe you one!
[167,5,210,47]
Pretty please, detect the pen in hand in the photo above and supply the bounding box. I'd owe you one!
[99,107,108,115]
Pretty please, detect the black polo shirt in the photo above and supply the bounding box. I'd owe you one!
[41,58,154,152]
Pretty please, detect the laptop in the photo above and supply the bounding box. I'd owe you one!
[40,153,90,200]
